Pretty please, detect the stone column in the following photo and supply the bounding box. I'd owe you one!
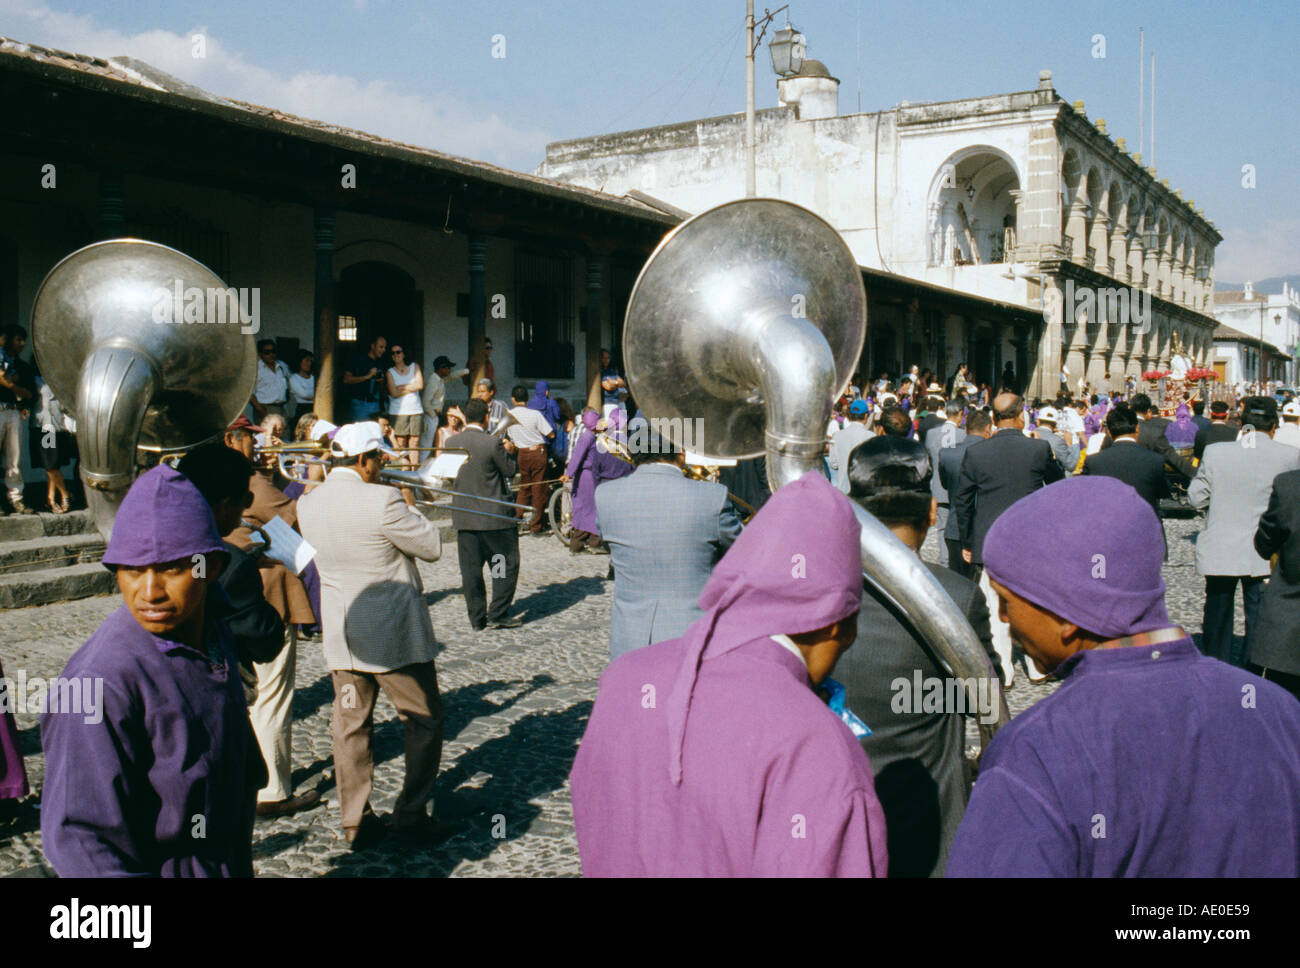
[1143,240,1159,295]
[1066,200,1089,263]
[1017,122,1065,263]
[585,258,603,410]
[1088,213,1110,270]
[1157,250,1173,299]
[312,208,337,423]
[467,231,488,388]
[1127,235,1145,290]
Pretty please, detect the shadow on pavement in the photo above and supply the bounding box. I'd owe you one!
[511,576,606,623]
[323,699,592,877]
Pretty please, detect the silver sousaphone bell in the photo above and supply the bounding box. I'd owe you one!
[623,198,1008,749]
[31,239,258,540]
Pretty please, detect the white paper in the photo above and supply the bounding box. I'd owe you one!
[256,515,316,574]
[684,451,737,468]
[423,452,469,481]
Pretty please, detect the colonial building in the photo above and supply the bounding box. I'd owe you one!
[538,60,1223,398]
[1211,281,1299,386]
[0,35,677,444]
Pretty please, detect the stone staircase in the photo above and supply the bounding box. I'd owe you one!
[0,510,113,609]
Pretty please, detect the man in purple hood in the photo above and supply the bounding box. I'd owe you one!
[40,465,265,877]
[947,475,1300,876]
[570,472,888,876]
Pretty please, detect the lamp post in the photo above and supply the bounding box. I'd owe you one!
[745,4,800,196]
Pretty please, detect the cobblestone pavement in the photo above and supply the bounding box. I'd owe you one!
[1,514,1232,877]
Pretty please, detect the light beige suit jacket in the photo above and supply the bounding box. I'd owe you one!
[298,467,442,673]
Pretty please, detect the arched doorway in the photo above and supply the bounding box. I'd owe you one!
[927,147,1022,266]
[338,261,423,376]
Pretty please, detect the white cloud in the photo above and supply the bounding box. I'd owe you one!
[1213,216,1300,283]
[0,0,551,171]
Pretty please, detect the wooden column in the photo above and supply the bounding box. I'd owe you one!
[585,258,603,411]
[312,208,337,423]
[467,231,488,387]
[98,171,124,240]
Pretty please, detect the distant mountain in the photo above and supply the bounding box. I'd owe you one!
[1216,275,1300,294]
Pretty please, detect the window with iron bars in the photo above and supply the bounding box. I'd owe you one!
[515,250,575,378]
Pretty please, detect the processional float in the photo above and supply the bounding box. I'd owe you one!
[622,198,1009,750]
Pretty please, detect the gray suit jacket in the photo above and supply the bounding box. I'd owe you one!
[1188,434,1300,577]
[298,467,442,673]
[1037,427,1080,475]
[927,422,965,503]
[595,463,743,661]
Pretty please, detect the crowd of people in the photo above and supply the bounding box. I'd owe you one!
[7,342,1300,879]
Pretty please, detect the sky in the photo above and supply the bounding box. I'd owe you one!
[2,0,1295,282]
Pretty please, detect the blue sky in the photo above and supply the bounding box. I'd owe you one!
[2,0,1295,280]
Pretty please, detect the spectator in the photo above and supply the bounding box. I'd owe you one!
[1081,404,1171,553]
[1188,397,1300,666]
[1193,400,1238,462]
[288,350,315,420]
[342,335,387,423]
[953,393,1064,686]
[1251,468,1300,702]
[252,339,290,422]
[384,343,424,470]
[829,398,875,493]
[839,435,999,876]
[1032,406,1080,476]
[1276,401,1300,449]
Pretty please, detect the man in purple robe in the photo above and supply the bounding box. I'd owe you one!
[947,475,1300,877]
[570,472,888,876]
[40,465,265,877]
[563,409,603,553]
[0,656,29,806]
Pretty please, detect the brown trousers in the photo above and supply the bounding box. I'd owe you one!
[516,444,548,532]
[330,662,443,830]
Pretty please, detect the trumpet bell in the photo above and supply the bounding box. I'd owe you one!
[623,198,865,459]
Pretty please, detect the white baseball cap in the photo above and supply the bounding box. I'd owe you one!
[1037,406,1060,425]
[1283,401,1300,418]
[330,421,397,458]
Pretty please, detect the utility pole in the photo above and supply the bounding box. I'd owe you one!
[746,0,756,197]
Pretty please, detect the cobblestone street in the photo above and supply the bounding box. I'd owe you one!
[1,514,1228,877]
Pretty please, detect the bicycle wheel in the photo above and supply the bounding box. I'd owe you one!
[548,484,573,548]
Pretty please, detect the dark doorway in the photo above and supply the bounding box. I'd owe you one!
[338,262,423,374]
[870,325,898,380]
[0,236,17,331]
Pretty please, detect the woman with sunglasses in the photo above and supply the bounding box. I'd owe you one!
[385,344,424,470]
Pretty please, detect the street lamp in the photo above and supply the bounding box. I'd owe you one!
[1195,263,1210,281]
[745,3,794,197]
[769,18,805,76]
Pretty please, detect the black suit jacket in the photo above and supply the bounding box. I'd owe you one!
[1081,440,1170,525]
[835,561,999,877]
[1102,416,1197,478]
[1253,469,1300,674]
[938,435,982,541]
[216,542,285,667]
[953,428,1063,564]
[445,425,518,532]
[1194,422,1239,462]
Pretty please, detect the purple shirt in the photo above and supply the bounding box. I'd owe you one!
[947,636,1300,876]
[40,599,263,877]
[571,634,888,877]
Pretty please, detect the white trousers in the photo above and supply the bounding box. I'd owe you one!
[978,567,1015,687]
[249,623,297,803]
[0,409,22,494]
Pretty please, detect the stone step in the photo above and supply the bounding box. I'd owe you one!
[0,533,106,575]
[0,509,98,542]
[0,561,116,610]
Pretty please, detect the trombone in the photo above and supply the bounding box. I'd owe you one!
[380,468,538,526]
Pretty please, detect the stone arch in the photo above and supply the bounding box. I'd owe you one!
[926,146,1022,265]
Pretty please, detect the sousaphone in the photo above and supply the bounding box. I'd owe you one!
[623,198,1009,750]
[31,239,258,539]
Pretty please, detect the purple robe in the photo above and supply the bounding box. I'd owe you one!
[947,636,1300,876]
[0,657,30,800]
[571,472,888,876]
[565,414,601,535]
[40,603,263,877]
